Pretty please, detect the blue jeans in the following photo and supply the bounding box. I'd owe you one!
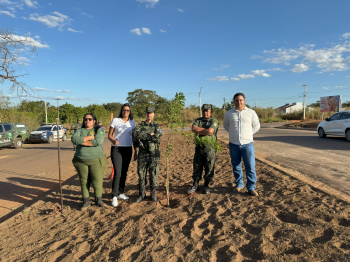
[229,142,257,191]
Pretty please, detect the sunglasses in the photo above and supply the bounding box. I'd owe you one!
[84,118,93,121]
[122,109,130,112]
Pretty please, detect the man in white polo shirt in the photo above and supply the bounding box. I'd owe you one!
[223,93,260,196]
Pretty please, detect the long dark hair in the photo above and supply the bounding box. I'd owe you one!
[82,113,99,134]
[118,103,133,120]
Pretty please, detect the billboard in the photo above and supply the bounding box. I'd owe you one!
[320,95,341,112]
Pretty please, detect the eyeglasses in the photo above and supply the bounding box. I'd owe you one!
[84,118,93,121]
[122,110,130,112]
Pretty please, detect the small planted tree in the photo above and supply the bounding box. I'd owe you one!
[164,92,185,206]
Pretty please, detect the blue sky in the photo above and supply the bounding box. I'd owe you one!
[1,0,350,109]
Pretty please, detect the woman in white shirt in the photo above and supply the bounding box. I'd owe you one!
[108,103,137,207]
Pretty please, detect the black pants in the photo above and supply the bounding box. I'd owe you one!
[111,146,132,197]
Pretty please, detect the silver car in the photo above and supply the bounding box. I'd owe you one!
[317,110,350,141]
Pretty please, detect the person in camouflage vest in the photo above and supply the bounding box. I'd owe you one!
[71,118,82,132]
[187,104,219,195]
[132,106,163,203]
[71,119,82,151]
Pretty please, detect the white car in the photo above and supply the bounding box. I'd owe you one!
[317,110,350,141]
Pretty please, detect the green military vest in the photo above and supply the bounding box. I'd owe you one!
[193,116,219,140]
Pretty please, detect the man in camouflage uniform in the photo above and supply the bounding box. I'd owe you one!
[187,104,219,195]
[71,119,82,151]
[132,106,163,203]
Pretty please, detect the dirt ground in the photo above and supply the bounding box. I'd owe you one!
[1,134,350,262]
[281,120,321,129]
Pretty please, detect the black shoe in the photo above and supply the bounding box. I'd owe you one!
[81,197,90,211]
[151,188,157,201]
[203,181,210,194]
[136,195,146,203]
[187,179,200,194]
[136,187,146,203]
[95,197,106,207]
[203,186,210,194]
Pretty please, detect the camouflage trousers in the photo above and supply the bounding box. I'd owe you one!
[137,149,160,189]
[192,146,216,182]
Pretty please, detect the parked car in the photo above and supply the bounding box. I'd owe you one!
[0,123,30,149]
[28,124,67,144]
[317,110,350,141]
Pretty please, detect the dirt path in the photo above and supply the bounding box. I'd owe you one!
[0,134,350,261]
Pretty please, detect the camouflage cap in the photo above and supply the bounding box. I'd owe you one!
[145,106,155,113]
[202,104,212,110]
[77,118,81,121]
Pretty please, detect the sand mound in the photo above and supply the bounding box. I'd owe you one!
[1,134,350,261]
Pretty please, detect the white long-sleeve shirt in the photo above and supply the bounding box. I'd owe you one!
[223,107,260,145]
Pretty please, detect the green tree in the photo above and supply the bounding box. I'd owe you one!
[126,89,159,117]
[164,92,186,206]
[342,101,350,108]
[308,101,320,108]
[103,102,123,117]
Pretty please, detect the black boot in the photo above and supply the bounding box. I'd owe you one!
[136,187,146,203]
[95,197,106,207]
[81,197,90,211]
[151,187,157,202]
[203,181,210,194]
[187,179,200,194]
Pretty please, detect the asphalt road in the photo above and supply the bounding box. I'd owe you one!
[0,139,111,220]
[218,123,350,196]
[0,124,349,220]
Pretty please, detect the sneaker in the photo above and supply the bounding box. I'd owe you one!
[249,190,259,196]
[111,196,118,207]
[117,194,129,200]
[232,187,244,193]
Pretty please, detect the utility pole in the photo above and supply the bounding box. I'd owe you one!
[55,98,60,119]
[302,84,307,120]
[255,99,257,108]
[199,87,202,117]
[45,102,48,124]
[223,98,226,111]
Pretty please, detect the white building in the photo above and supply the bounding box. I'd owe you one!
[275,102,303,114]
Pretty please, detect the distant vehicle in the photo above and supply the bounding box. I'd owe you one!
[0,123,30,149]
[317,110,350,141]
[28,123,67,144]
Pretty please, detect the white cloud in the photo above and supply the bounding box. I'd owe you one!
[23,0,38,8]
[142,27,151,35]
[26,12,72,30]
[159,29,167,33]
[130,28,142,36]
[251,69,271,77]
[1,34,49,48]
[255,41,350,72]
[231,78,240,81]
[291,63,309,73]
[33,87,71,93]
[136,0,159,8]
[342,32,350,39]
[67,28,83,33]
[0,10,15,17]
[34,35,40,39]
[177,8,184,13]
[206,76,228,81]
[238,74,255,79]
[323,87,329,90]
[212,64,230,71]
[81,12,93,18]
[266,67,285,72]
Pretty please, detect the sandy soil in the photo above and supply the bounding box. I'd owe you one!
[1,134,350,261]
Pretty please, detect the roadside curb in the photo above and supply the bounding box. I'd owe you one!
[275,127,317,131]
